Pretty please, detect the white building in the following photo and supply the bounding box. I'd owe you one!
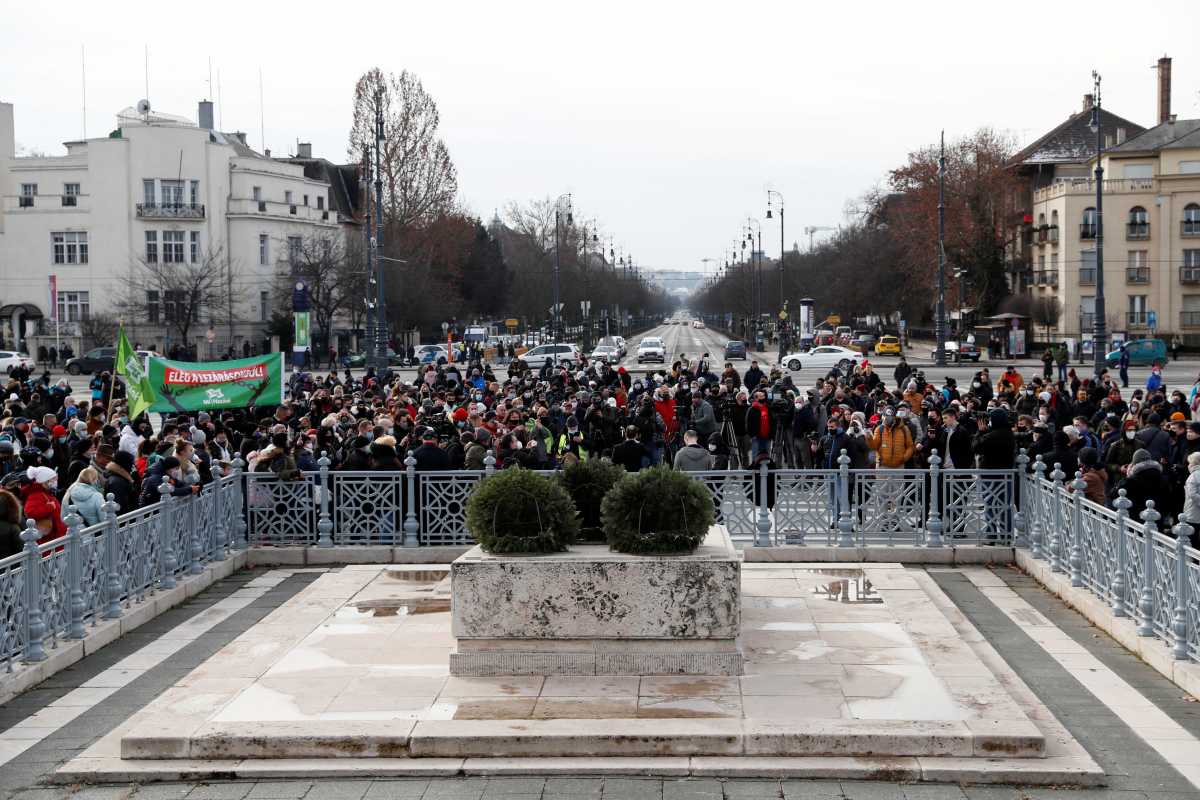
[0,99,355,359]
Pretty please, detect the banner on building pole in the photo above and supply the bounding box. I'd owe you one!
[48,275,57,321]
[147,353,284,413]
[293,312,310,352]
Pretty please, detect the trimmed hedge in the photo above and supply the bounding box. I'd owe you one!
[465,468,579,554]
[600,465,714,554]
[556,459,627,542]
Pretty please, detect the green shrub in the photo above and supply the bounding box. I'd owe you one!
[465,467,579,554]
[600,465,714,554]
[556,459,627,542]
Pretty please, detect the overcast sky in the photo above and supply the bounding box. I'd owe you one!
[3,1,1198,276]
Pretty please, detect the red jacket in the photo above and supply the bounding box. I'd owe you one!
[20,483,65,543]
[655,398,677,435]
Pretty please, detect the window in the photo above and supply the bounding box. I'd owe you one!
[258,234,269,265]
[1183,296,1200,327]
[145,231,158,263]
[1181,161,1200,175]
[56,291,90,322]
[284,190,293,205]
[189,180,200,207]
[19,183,36,208]
[260,291,270,322]
[1123,164,1153,179]
[161,180,184,208]
[163,291,198,323]
[1128,205,1150,239]
[1081,207,1097,239]
[1127,250,1149,283]
[1128,295,1148,326]
[51,231,89,264]
[1129,206,1148,224]
[62,183,79,207]
[287,235,302,265]
[252,186,262,202]
[162,231,185,263]
[1184,203,1200,236]
[1182,250,1200,283]
[189,231,200,263]
[316,196,324,210]
[1080,250,1096,284]
[302,194,309,207]
[146,290,159,323]
[143,179,156,206]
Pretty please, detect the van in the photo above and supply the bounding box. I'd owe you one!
[1106,338,1168,368]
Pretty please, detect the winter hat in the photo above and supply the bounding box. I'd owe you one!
[1148,413,1163,425]
[160,456,182,471]
[1170,411,1187,422]
[1131,449,1152,465]
[190,427,207,446]
[26,466,56,485]
[988,408,1010,428]
[1123,419,1138,431]
[112,451,135,472]
[51,425,67,438]
[1079,447,1099,468]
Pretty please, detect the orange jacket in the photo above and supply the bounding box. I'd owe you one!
[869,422,914,468]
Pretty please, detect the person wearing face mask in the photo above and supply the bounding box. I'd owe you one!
[21,466,66,542]
[868,407,914,469]
[61,438,94,494]
[915,408,945,470]
[1105,420,1141,478]
[138,456,194,508]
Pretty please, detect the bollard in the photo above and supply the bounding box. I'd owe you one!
[755,460,771,547]
[1170,523,1192,660]
[316,452,334,548]
[836,450,854,548]
[402,452,420,548]
[1030,457,1047,560]
[1111,489,1131,618]
[101,493,122,620]
[64,504,86,640]
[188,486,203,576]
[1049,463,1066,573]
[211,472,227,562]
[1069,470,1086,588]
[925,450,944,548]
[21,519,46,663]
[158,482,177,590]
[1013,450,1029,548]
[1136,501,1159,638]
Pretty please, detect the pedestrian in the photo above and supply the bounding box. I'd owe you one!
[48,345,58,369]
[672,429,713,471]
[1118,344,1131,389]
[1055,342,1069,383]
[0,488,24,558]
[1041,347,1054,380]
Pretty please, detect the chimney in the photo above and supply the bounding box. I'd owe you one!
[1083,94,1094,112]
[232,131,247,145]
[1157,55,1172,126]
[264,148,271,158]
[197,100,214,130]
[296,142,312,159]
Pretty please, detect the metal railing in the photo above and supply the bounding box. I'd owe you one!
[1126,222,1151,240]
[3,449,1195,669]
[1183,220,1200,237]
[1079,268,1096,285]
[1126,267,1151,284]
[135,203,206,219]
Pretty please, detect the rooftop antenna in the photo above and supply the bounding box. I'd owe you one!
[258,67,266,153]
[80,45,86,139]
[207,56,213,101]
[217,69,223,130]
[144,45,150,109]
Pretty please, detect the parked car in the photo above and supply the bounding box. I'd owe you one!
[0,351,34,375]
[723,340,747,360]
[589,344,621,363]
[65,347,158,375]
[850,333,877,353]
[637,337,667,364]
[781,345,864,372]
[692,320,705,329]
[416,344,448,364]
[519,343,581,366]
[928,341,980,362]
[874,335,902,355]
[1106,338,1168,368]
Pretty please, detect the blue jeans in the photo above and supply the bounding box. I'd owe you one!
[751,437,771,460]
[642,444,662,468]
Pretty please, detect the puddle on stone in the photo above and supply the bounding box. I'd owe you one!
[334,598,451,618]
[803,571,883,605]
[383,569,449,583]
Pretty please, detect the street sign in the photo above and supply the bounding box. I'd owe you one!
[826,315,841,325]
[504,318,519,328]
[778,310,788,320]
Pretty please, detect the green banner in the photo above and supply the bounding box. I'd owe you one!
[293,312,310,351]
[147,353,284,413]
[116,325,155,420]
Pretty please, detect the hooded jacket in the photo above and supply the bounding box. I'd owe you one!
[1116,452,1168,522]
[869,421,914,469]
[20,480,65,542]
[63,480,104,526]
[104,461,137,515]
[672,443,713,472]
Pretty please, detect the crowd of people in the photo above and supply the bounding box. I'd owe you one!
[2,343,1199,557]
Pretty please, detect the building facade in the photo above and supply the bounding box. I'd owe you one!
[0,100,351,359]
[1031,117,1200,344]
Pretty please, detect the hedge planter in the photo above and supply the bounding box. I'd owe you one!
[465,468,579,554]
[601,465,715,555]
[556,459,626,542]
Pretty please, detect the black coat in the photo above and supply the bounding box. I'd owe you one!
[412,443,450,471]
[973,427,1016,470]
[612,440,645,473]
[945,426,975,470]
[104,464,137,515]
[1116,461,1169,522]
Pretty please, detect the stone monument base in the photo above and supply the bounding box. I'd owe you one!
[449,527,742,676]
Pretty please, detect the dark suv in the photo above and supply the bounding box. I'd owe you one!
[64,347,116,375]
[724,340,747,360]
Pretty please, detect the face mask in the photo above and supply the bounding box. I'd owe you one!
[57,437,67,444]
[1125,431,1136,440]
[708,443,717,452]
[1039,413,1049,421]
[897,410,908,419]
[972,382,981,389]
[1188,432,1199,441]
[1024,389,1032,396]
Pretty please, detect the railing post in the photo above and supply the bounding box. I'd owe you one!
[1013,451,1029,549]
[158,483,177,590]
[187,486,203,575]
[316,452,334,548]
[211,474,227,562]
[102,493,122,620]
[1069,470,1086,588]
[402,451,420,548]
[1030,457,1047,560]
[1111,489,1131,618]
[925,451,944,548]
[1170,522,1192,660]
[1049,463,1066,573]
[836,450,854,548]
[1136,501,1159,638]
[231,456,248,550]
[484,450,496,477]
[64,504,86,640]
[755,461,771,547]
[21,519,46,663]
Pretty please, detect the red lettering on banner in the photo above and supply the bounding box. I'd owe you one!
[163,364,268,386]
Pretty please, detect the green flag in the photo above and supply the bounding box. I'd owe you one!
[116,326,155,420]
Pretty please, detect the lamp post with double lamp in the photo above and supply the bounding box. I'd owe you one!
[935,131,947,369]
[746,219,763,346]
[552,193,573,348]
[370,87,388,370]
[766,190,785,311]
[1088,71,1108,376]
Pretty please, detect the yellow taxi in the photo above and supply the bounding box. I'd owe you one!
[874,335,902,355]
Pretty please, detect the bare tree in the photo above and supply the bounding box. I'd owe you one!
[1030,296,1062,344]
[348,68,458,230]
[78,312,118,349]
[118,245,237,349]
[278,232,363,360]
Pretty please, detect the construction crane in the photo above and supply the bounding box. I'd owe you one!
[803,225,837,251]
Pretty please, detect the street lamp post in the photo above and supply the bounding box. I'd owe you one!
[766,190,785,312]
[1089,72,1108,376]
[935,131,947,368]
[552,193,572,349]
[371,88,387,369]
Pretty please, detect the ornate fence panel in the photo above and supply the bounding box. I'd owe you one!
[77,525,105,624]
[116,505,161,603]
[1186,549,1200,661]
[419,472,481,546]
[332,472,406,544]
[943,470,1013,545]
[1077,501,1118,604]
[1150,531,1179,642]
[35,541,70,646]
[0,553,26,670]
[245,474,316,546]
[774,470,838,545]
[694,471,757,542]
[853,470,926,545]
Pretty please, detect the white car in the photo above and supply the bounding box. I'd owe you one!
[637,337,666,364]
[589,344,621,363]
[0,351,33,375]
[692,320,705,329]
[781,345,864,372]
[519,343,580,366]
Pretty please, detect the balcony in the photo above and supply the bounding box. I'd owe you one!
[1127,311,1150,327]
[1126,267,1150,284]
[1181,267,1200,284]
[1034,270,1059,287]
[1035,226,1048,246]
[1034,177,1157,203]
[1080,223,1097,240]
[1047,225,1059,243]
[1079,312,1096,330]
[136,203,206,220]
[1182,312,1200,328]
[1079,268,1096,285]
[227,197,337,225]
[1183,220,1200,237]
[1126,222,1150,240]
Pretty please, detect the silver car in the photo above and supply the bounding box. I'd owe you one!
[637,337,666,364]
